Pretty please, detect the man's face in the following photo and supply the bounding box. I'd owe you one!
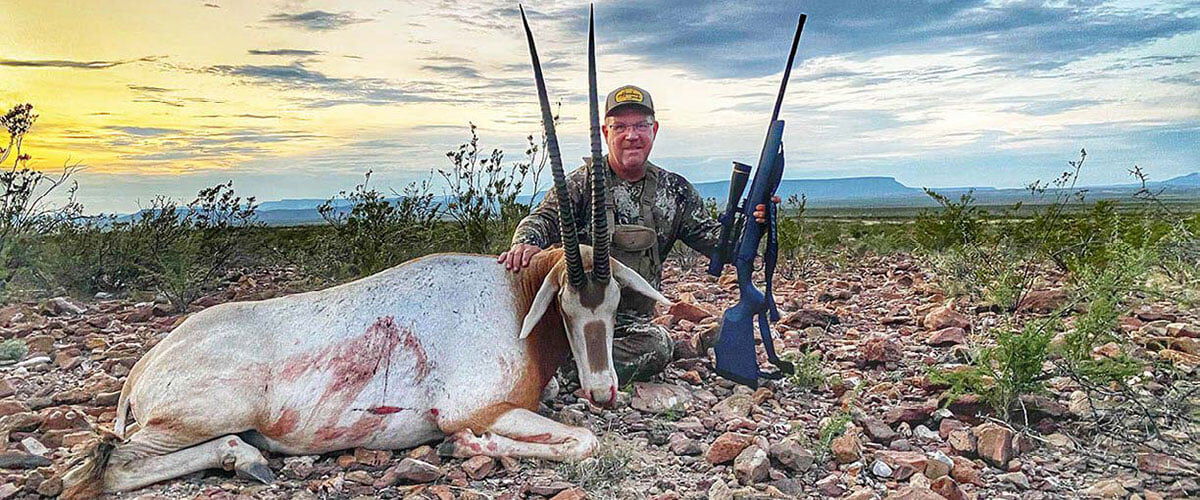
[603,107,658,171]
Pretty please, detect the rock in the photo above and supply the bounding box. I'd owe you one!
[947,429,975,454]
[388,457,440,483]
[998,471,1030,490]
[768,437,813,472]
[52,388,91,405]
[972,422,1016,468]
[528,481,575,496]
[883,400,937,425]
[926,327,967,347]
[711,393,753,419]
[815,473,845,497]
[40,408,90,431]
[0,451,51,468]
[1137,452,1197,475]
[408,445,440,466]
[859,415,898,444]
[885,486,943,500]
[706,432,754,464]
[549,488,587,500]
[708,480,733,500]
[0,484,17,499]
[830,430,862,464]
[861,336,902,365]
[876,451,928,481]
[36,475,63,497]
[780,308,839,328]
[353,448,391,467]
[0,379,14,398]
[1166,322,1200,338]
[461,455,494,479]
[923,303,970,331]
[19,436,48,456]
[1083,479,1129,498]
[344,470,374,484]
[669,301,713,323]
[42,296,87,316]
[950,456,982,486]
[913,425,940,441]
[630,383,693,414]
[872,459,893,478]
[281,456,315,480]
[1016,289,1067,313]
[930,476,965,500]
[62,430,96,448]
[925,451,953,480]
[24,335,55,354]
[668,433,702,456]
[733,445,770,485]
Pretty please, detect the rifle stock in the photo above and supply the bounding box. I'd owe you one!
[708,14,807,388]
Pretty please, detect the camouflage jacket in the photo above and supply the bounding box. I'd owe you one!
[512,157,721,287]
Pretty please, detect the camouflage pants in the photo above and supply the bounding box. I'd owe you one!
[612,310,674,384]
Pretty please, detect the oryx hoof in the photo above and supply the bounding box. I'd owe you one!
[236,462,276,484]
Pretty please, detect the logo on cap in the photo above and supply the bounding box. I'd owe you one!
[614,87,643,103]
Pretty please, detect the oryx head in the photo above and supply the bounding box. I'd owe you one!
[516,5,670,407]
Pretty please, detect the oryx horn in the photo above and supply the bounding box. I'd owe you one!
[588,4,611,282]
[520,4,586,287]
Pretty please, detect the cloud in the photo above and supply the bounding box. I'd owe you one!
[584,1,1200,78]
[0,57,155,69]
[263,10,372,31]
[420,64,482,80]
[107,126,183,137]
[203,62,450,107]
[247,49,325,56]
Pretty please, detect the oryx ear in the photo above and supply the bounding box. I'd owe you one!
[612,259,672,307]
[519,271,561,339]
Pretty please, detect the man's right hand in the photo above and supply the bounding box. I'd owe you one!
[498,243,543,272]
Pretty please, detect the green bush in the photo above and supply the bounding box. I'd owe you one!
[318,172,440,279]
[784,350,826,391]
[914,189,987,251]
[932,319,1055,421]
[0,338,28,361]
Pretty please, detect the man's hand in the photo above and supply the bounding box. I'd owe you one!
[498,243,543,272]
[752,195,782,223]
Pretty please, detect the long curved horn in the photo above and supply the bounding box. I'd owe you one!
[520,5,585,288]
[588,4,611,282]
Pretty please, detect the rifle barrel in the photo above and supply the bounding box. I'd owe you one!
[768,14,807,124]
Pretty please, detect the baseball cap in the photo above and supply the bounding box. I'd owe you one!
[605,85,654,116]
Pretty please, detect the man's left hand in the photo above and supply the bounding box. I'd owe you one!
[752,195,781,223]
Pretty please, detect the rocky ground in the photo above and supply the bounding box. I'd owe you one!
[1,254,1197,499]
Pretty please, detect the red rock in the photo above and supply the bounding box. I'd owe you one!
[669,301,713,323]
[335,454,357,468]
[831,430,862,464]
[461,455,494,479]
[0,400,30,417]
[706,432,754,464]
[353,448,391,467]
[923,304,970,331]
[947,429,976,455]
[930,476,966,500]
[61,430,96,448]
[926,327,967,347]
[1015,289,1067,313]
[0,379,14,398]
[950,456,983,486]
[862,337,903,365]
[1137,452,1197,475]
[549,487,587,500]
[875,450,927,480]
[407,445,440,466]
[733,445,769,485]
[883,400,937,425]
[884,486,943,500]
[972,422,1015,468]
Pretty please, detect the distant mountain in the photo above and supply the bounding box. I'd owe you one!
[1162,172,1200,186]
[695,176,921,203]
[114,172,1200,226]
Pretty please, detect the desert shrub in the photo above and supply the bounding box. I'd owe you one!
[784,349,826,391]
[932,319,1055,421]
[914,189,987,251]
[0,338,27,361]
[317,172,439,279]
[555,434,637,498]
[439,123,543,254]
[816,410,852,461]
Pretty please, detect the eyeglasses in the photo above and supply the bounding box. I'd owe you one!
[606,121,654,135]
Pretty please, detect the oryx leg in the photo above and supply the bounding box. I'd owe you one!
[439,408,597,461]
[104,430,273,492]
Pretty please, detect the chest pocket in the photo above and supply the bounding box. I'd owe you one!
[602,167,662,315]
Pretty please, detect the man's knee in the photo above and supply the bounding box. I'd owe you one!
[613,323,673,383]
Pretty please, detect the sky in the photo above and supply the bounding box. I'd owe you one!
[1,0,1197,214]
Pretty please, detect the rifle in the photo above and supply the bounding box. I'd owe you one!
[707,13,807,388]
